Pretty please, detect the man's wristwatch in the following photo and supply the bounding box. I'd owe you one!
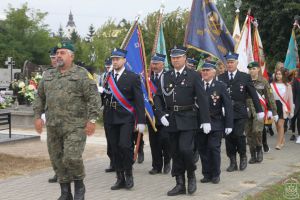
[89,119,97,124]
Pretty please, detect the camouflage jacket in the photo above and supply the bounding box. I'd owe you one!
[33,64,101,127]
[247,76,277,117]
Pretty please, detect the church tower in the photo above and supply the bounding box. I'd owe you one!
[65,11,76,39]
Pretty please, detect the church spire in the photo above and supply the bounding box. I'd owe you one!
[66,11,75,27]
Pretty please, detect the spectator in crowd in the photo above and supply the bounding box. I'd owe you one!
[271,68,294,150]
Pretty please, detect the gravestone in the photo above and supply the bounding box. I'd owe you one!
[0,56,21,90]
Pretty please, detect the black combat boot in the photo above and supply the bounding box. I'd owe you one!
[226,155,238,172]
[239,154,248,171]
[167,175,186,196]
[125,170,134,189]
[58,183,73,200]
[248,149,257,164]
[48,174,58,183]
[256,146,263,163]
[111,171,125,190]
[74,180,85,200]
[187,171,197,194]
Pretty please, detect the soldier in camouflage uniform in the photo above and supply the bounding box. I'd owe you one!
[33,42,101,200]
[245,61,278,164]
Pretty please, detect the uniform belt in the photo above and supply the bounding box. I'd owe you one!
[106,101,123,110]
[167,105,194,112]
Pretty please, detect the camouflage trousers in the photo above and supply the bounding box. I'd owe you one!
[245,117,264,150]
[47,125,87,183]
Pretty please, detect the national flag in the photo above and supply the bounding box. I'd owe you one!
[253,20,269,80]
[235,14,254,73]
[184,0,235,65]
[284,28,299,70]
[123,24,156,131]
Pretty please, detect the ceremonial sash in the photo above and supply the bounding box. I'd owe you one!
[271,82,291,112]
[256,91,268,120]
[149,78,157,95]
[107,74,135,114]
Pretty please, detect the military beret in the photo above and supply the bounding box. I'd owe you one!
[111,48,127,58]
[247,61,259,69]
[170,46,187,57]
[56,41,75,52]
[151,53,166,63]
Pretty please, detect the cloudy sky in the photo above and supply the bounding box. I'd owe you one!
[0,0,193,36]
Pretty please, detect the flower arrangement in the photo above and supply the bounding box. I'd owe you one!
[11,73,42,105]
[0,92,13,109]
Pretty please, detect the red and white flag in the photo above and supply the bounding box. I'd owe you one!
[253,20,269,80]
[235,15,254,72]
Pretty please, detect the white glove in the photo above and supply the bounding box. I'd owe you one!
[41,113,46,123]
[222,107,225,116]
[273,115,279,122]
[200,123,211,134]
[160,115,169,127]
[136,124,145,133]
[257,112,265,120]
[267,111,273,118]
[225,128,232,135]
[98,86,104,94]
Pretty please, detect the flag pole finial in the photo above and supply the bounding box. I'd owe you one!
[234,0,242,13]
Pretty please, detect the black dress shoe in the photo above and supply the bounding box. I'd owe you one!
[48,174,57,183]
[149,168,161,175]
[105,165,115,173]
[137,152,144,164]
[200,177,211,183]
[163,163,171,174]
[290,135,296,141]
[211,177,220,184]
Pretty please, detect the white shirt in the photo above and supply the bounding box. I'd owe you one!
[154,70,164,79]
[175,66,185,77]
[203,79,213,90]
[228,69,238,80]
[273,83,286,100]
[113,67,125,81]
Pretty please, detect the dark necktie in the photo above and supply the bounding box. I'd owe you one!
[154,73,159,83]
[176,72,180,81]
[230,73,234,81]
[206,82,210,91]
[114,73,118,82]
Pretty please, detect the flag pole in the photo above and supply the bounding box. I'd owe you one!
[120,13,141,49]
[151,2,165,56]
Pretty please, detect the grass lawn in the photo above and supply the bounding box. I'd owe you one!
[245,171,300,200]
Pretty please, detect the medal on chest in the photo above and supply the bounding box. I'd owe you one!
[211,91,220,106]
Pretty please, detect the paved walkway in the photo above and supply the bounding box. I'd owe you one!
[0,133,300,200]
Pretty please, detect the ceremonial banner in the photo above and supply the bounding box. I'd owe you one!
[253,21,269,80]
[284,29,299,70]
[184,0,235,64]
[235,15,254,72]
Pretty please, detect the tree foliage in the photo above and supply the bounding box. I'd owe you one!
[0,3,59,68]
[1,2,299,73]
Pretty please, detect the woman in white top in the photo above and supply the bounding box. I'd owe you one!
[271,68,294,150]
